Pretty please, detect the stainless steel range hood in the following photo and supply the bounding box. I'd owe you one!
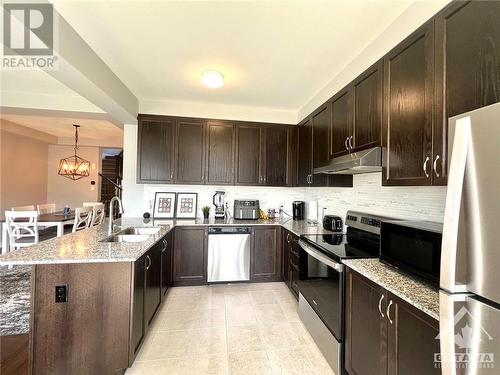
[314,147,382,175]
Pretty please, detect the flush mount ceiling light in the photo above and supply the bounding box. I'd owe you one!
[202,69,224,88]
[58,124,91,181]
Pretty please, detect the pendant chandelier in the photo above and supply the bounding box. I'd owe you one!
[58,124,91,180]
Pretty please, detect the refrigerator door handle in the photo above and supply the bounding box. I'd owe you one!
[441,116,470,293]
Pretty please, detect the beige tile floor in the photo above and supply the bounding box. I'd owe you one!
[126,282,335,375]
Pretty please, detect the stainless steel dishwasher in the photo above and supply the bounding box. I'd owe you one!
[207,227,251,282]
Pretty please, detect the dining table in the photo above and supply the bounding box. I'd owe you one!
[1,211,76,254]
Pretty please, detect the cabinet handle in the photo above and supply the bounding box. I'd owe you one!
[146,255,151,270]
[162,239,167,252]
[386,300,393,324]
[344,137,349,151]
[290,249,299,257]
[312,299,318,306]
[170,171,173,180]
[433,155,440,177]
[292,281,298,289]
[286,233,291,243]
[378,294,385,318]
[423,156,430,178]
[349,136,353,150]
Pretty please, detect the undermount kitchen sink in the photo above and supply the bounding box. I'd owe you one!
[100,234,151,243]
[100,227,160,243]
[117,227,161,236]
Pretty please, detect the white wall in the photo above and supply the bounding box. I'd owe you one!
[0,125,51,214]
[122,124,446,222]
[298,0,452,121]
[140,99,296,125]
[46,145,101,210]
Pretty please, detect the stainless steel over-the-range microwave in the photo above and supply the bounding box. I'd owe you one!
[380,220,443,284]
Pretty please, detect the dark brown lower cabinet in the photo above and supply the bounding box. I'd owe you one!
[251,226,282,281]
[173,226,207,286]
[0,334,29,375]
[132,254,146,357]
[387,293,440,375]
[161,230,173,296]
[282,229,300,299]
[345,269,440,375]
[31,263,132,374]
[281,229,290,284]
[145,241,162,327]
[345,269,387,375]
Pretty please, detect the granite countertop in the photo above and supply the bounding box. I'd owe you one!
[0,265,32,336]
[342,258,439,320]
[0,217,329,266]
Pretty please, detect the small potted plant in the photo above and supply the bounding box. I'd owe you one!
[202,206,210,219]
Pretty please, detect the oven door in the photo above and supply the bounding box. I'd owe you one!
[298,239,344,341]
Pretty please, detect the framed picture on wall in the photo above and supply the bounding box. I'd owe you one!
[175,192,198,219]
[153,192,176,218]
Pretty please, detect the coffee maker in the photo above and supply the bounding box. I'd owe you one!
[213,191,226,219]
[292,201,305,220]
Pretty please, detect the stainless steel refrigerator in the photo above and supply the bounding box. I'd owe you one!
[440,102,500,374]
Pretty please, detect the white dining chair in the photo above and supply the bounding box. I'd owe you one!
[37,203,56,214]
[4,210,39,250]
[72,207,93,232]
[83,202,106,226]
[11,205,35,211]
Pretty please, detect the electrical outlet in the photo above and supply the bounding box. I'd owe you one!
[55,285,68,303]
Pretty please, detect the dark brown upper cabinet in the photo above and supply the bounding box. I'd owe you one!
[286,126,298,187]
[263,125,289,186]
[312,104,332,168]
[352,59,383,152]
[434,0,500,186]
[137,116,175,183]
[298,118,313,187]
[175,119,205,184]
[383,20,435,186]
[235,124,263,185]
[298,116,352,188]
[206,120,235,185]
[330,87,353,158]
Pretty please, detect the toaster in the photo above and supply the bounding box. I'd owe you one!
[233,200,260,220]
[323,215,343,232]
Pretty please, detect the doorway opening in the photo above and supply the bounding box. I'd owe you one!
[99,148,123,216]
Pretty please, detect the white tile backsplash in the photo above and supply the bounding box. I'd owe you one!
[141,172,447,223]
[306,173,447,223]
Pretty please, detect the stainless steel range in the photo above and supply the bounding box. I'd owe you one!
[297,211,392,374]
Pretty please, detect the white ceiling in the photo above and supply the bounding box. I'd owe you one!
[1,113,123,140]
[52,0,413,111]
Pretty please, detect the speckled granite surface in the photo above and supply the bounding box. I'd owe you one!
[0,265,32,335]
[342,258,439,320]
[0,217,329,266]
